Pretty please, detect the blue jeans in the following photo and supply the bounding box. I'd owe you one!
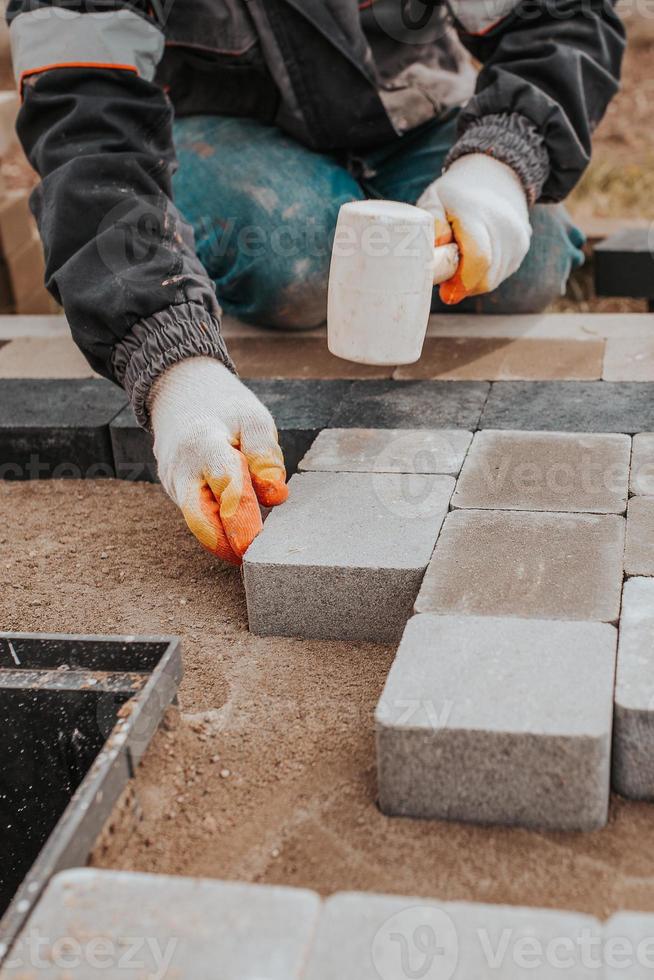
[172,113,585,328]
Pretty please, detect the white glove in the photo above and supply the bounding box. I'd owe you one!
[149,357,288,565]
[417,153,531,304]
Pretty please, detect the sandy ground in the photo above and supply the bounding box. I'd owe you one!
[2,478,654,919]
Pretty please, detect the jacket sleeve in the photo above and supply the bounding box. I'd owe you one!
[7,0,234,427]
[444,0,625,203]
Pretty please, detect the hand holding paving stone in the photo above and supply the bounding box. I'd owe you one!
[149,358,288,564]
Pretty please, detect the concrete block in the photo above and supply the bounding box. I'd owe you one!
[452,430,630,514]
[604,338,654,382]
[0,315,69,340]
[329,379,489,430]
[394,336,604,380]
[0,336,96,378]
[229,333,394,378]
[249,379,352,474]
[624,497,654,576]
[415,509,625,622]
[0,378,126,479]
[604,913,654,978]
[109,404,158,482]
[244,471,454,641]
[299,428,472,475]
[613,578,654,800]
[376,614,616,830]
[0,868,320,977]
[304,891,602,979]
[481,382,654,434]
[630,433,654,495]
[595,227,654,300]
[426,311,654,340]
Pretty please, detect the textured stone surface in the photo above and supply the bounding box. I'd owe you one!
[604,912,654,978]
[613,578,654,800]
[0,868,320,977]
[427,311,654,340]
[305,891,601,979]
[109,405,158,482]
[415,509,625,622]
[0,378,126,479]
[330,380,489,429]
[452,430,630,514]
[229,334,394,379]
[0,314,68,340]
[394,337,604,380]
[376,614,616,830]
[630,433,654,495]
[0,336,96,378]
[299,428,472,475]
[624,497,654,576]
[244,471,454,641]
[481,382,654,433]
[604,338,654,382]
[249,379,352,475]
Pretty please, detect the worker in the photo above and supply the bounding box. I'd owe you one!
[8,1,624,564]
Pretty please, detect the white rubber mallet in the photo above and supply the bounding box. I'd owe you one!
[327,199,459,366]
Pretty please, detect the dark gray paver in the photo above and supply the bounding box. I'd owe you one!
[481,382,654,434]
[0,379,126,479]
[109,405,157,482]
[376,614,616,831]
[249,379,353,475]
[329,380,490,430]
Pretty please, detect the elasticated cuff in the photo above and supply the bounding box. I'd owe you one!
[111,301,236,428]
[444,112,551,206]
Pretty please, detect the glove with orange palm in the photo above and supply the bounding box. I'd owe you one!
[149,357,288,565]
[417,153,532,305]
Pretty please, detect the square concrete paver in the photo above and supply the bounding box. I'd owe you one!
[0,336,97,378]
[304,891,601,979]
[229,334,394,379]
[394,336,604,380]
[299,428,472,475]
[244,471,454,641]
[624,497,654,576]
[613,578,654,800]
[452,430,630,514]
[0,868,321,978]
[630,433,654,495]
[604,337,654,382]
[376,614,616,830]
[481,382,654,433]
[415,509,625,622]
[329,380,489,430]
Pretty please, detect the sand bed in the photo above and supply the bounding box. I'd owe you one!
[2,478,653,919]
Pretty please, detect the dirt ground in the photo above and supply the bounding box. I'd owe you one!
[2,478,654,920]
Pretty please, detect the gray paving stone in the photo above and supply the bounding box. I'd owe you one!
[304,891,602,979]
[0,378,126,479]
[0,868,320,977]
[244,471,454,641]
[630,433,654,495]
[613,577,654,800]
[624,497,654,576]
[329,380,490,430]
[415,509,625,623]
[109,404,158,482]
[299,428,472,475]
[604,912,654,978]
[376,614,616,830]
[452,430,630,514]
[481,382,654,434]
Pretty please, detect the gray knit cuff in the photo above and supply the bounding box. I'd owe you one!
[112,301,236,429]
[445,112,550,206]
